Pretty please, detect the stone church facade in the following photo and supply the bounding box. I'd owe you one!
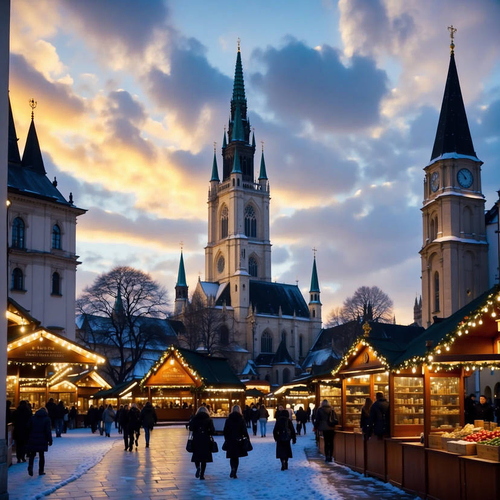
[173,46,322,384]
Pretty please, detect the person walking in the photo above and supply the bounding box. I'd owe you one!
[360,398,373,441]
[315,399,338,462]
[140,401,157,448]
[295,406,307,435]
[26,407,52,476]
[68,406,77,430]
[54,401,65,438]
[115,405,123,433]
[189,406,215,480]
[12,400,32,463]
[119,404,130,451]
[126,403,141,451]
[45,398,56,429]
[87,405,98,433]
[259,404,269,437]
[102,404,116,437]
[223,405,251,478]
[243,405,251,428]
[250,403,259,436]
[273,409,296,471]
[97,405,105,436]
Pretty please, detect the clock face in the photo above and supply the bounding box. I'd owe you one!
[457,168,473,188]
[431,172,440,192]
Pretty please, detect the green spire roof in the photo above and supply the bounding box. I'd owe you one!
[232,150,242,174]
[232,48,246,106]
[258,150,268,180]
[210,151,219,182]
[252,130,256,148]
[309,257,320,293]
[232,102,244,142]
[222,129,227,148]
[176,251,187,287]
[114,286,125,316]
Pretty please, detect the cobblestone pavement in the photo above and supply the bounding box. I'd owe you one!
[8,426,419,500]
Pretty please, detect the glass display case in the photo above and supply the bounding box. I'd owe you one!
[430,376,460,430]
[345,375,371,427]
[393,376,424,426]
[320,384,342,425]
[374,372,389,400]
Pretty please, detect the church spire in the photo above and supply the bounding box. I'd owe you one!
[176,250,187,287]
[430,27,477,163]
[21,98,46,174]
[210,143,219,182]
[231,39,246,111]
[8,98,21,164]
[112,285,125,322]
[174,250,189,315]
[309,255,320,293]
[222,128,227,149]
[258,143,268,180]
[232,102,245,142]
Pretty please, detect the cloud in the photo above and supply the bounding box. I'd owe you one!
[251,37,389,132]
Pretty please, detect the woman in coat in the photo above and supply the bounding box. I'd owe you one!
[188,406,215,480]
[273,409,296,471]
[26,407,52,476]
[223,405,251,478]
[13,400,32,463]
[315,399,338,462]
[140,401,158,448]
[360,398,373,441]
[102,404,116,437]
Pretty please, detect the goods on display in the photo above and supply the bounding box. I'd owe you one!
[441,423,475,439]
[463,429,500,443]
[446,440,477,455]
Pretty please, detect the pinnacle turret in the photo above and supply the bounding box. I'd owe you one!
[309,257,320,293]
[22,114,46,174]
[176,251,187,287]
[259,149,268,180]
[210,151,220,182]
[232,149,242,174]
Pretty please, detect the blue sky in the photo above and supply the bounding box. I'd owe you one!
[8,0,500,324]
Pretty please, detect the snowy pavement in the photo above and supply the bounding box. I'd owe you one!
[8,425,419,499]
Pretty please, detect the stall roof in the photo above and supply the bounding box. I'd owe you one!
[91,379,142,400]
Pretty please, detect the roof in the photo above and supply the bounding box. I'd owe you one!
[232,48,246,107]
[430,52,477,162]
[301,348,341,372]
[250,281,309,318]
[176,252,187,287]
[232,148,242,173]
[91,378,142,400]
[210,152,220,182]
[310,257,320,293]
[272,339,294,365]
[22,119,46,174]
[258,150,268,180]
[255,353,274,366]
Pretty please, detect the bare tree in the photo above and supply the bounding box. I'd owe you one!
[342,286,393,323]
[76,266,169,384]
[325,306,347,327]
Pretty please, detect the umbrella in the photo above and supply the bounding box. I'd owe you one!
[245,388,265,397]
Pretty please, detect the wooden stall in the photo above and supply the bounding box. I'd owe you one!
[141,346,245,422]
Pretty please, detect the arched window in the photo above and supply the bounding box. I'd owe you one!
[299,335,304,357]
[244,205,257,238]
[430,216,438,241]
[220,206,228,239]
[265,374,270,382]
[434,271,440,312]
[494,382,500,399]
[248,256,258,277]
[283,368,290,385]
[219,325,229,346]
[485,386,492,401]
[52,272,61,295]
[261,330,273,353]
[52,224,61,249]
[12,217,25,249]
[11,268,24,291]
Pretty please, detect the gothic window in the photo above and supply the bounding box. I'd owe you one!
[219,325,229,346]
[220,206,228,239]
[434,271,440,312]
[244,205,257,238]
[430,216,438,241]
[217,255,225,274]
[12,217,25,249]
[299,335,304,357]
[312,309,316,318]
[261,330,273,353]
[52,224,61,249]
[283,368,290,385]
[248,256,258,277]
[11,268,24,291]
[52,272,61,295]
[281,330,287,343]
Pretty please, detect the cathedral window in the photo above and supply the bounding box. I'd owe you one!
[220,206,228,239]
[434,271,440,312]
[12,217,25,249]
[219,325,229,346]
[244,205,257,238]
[261,330,273,353]
[248,256,258,277]
[217,255,225,274]
[52,224,62,249]
[11,268,24,291]
[52,272,61,295]
[281,330,287,343]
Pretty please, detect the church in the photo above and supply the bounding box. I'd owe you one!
[172,45,322,384]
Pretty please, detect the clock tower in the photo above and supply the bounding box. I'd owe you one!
[420,28,488,327]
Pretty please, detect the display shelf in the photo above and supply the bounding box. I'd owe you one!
[429,376,461,430]
[394,376,424,427]
[320,384,342,425]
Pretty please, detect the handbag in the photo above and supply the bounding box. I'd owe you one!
[239,436,253,452]
[186,432,193,453]
[211,437,219,453]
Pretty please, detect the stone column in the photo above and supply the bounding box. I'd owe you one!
[0,1,11,497]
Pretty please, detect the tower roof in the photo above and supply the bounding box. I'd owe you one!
[176,251,187,287]
[232,46,246,108]
[430,52,477,162]
[8,98,21,164]
[222,129,227,149]
[232,149,242,174]
[113,286,124,316]
[22,117,46,174]
[258,150,268,180]
[272,339,295,365]
[232,102,245,142]
[309,257,320,293]
[210,151,220,182]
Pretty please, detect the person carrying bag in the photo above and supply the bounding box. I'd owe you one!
[188,406,215,480]
[222,405,252,479]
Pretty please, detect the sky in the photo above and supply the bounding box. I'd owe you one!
[8,0,500,325]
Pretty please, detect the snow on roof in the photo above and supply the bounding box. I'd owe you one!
[426,152,481,168]
[302,348,339,370]
[200,282,220,298]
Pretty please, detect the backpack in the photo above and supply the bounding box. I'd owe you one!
[279,422,290,442]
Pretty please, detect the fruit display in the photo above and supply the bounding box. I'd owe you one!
[464,428,500,443]
[441,424,475,439]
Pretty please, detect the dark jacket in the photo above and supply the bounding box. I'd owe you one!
[315,405,337,432]
[119,408,129,428]
[250,407,260,423]
[464,396,476,424]
[370,398,390,437]
[26,409,52,453]
[102,407,116,424]
[295,408,307,425]
[475,402,494,422]
[54,402,66,420]
[46,400,57,421]
[273,412,296,459]
[360,407,371,437]
[259,407,269,419]
[127,407,141,432]
[12,402,32,442]
[223,412,250,459]
[141,404,158,429]
[189,411,215,463]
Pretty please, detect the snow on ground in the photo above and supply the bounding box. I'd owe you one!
[8,428,120,500]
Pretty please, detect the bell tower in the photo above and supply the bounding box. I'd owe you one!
[205,42,272,318]
[420,27,488,327]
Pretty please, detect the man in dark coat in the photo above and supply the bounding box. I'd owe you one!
[12,400,32,463]
[475,395,494,422]
[45,398,56,428]
[26,407,52,476]
[250,403,259,436]
[126,403,141,451]
[223,405,251,478]
[273,409,296,471]
[464,394,476,424]
[189,406,215,480]
[295,406,307,435]
[54,401,66,438]
[119,404,129,450]
[87,405,98,433]
[97,405,105,436]
[370,392,390,439]
[140,402,157,448]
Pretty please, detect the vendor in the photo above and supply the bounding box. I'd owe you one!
[474,395,494,422]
